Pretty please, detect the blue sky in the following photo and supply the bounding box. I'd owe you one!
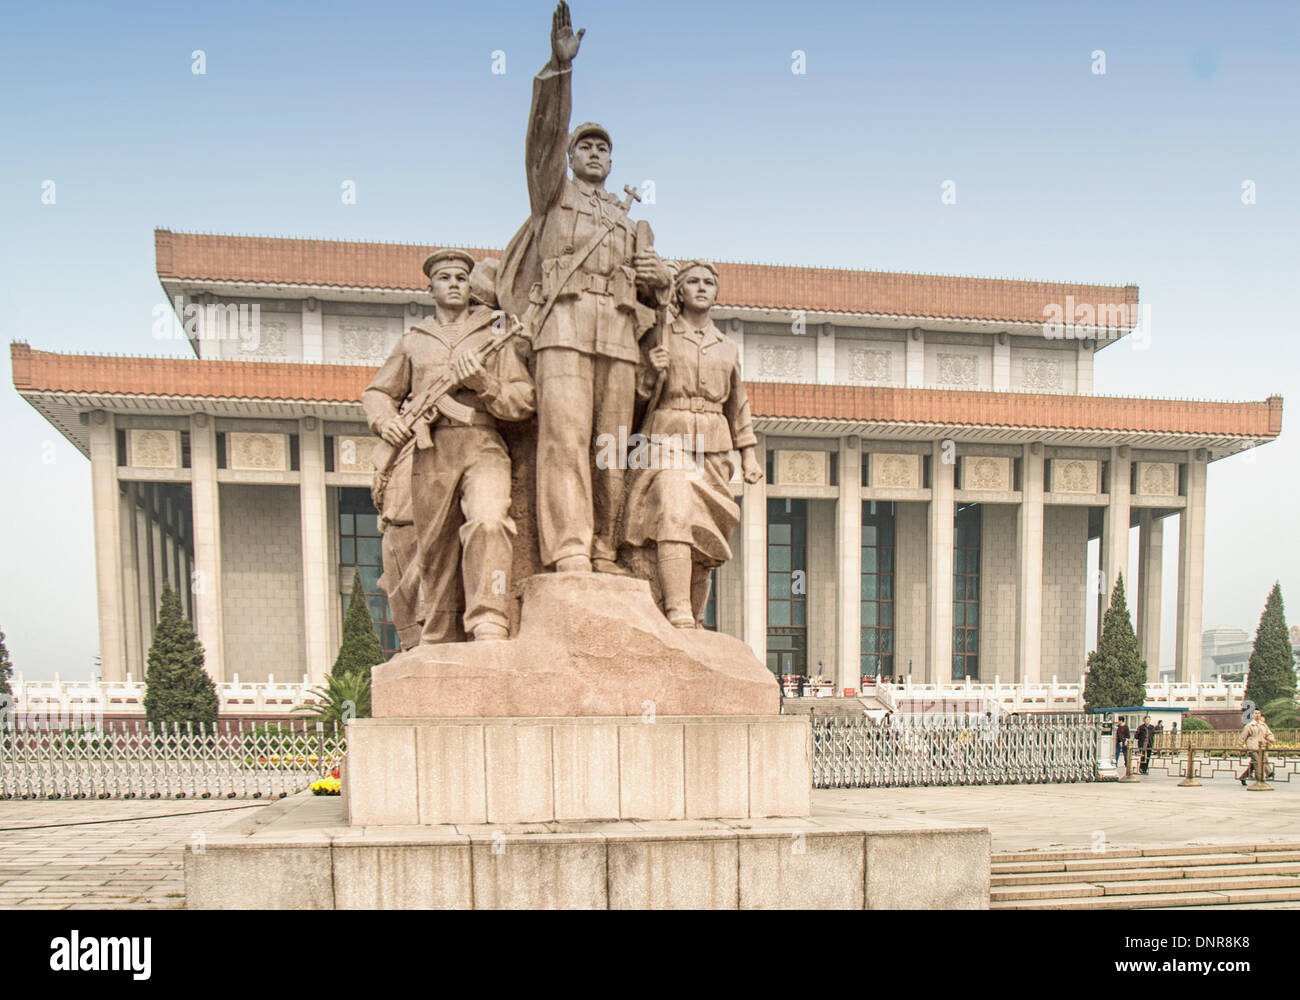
[2,0,1297,681]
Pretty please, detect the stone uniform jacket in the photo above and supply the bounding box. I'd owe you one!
[496,62,661,362]
[361,305,535,448]
[636,316,758,455]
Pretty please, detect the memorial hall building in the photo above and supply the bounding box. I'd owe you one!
[11,229,1284,697]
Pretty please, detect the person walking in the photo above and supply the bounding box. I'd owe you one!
[1135,715,1155,775]
[1115,719,1131,770]
[1239,709,1277,785]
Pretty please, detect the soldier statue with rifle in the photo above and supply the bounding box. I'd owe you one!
[364,249,533,644]
[497,0,674,576]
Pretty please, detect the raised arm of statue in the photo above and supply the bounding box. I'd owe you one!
[526,2,584,221]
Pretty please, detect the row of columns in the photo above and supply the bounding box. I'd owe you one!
[88,413,1209,690]
[738,436,1209,692]
[90,412,336,684]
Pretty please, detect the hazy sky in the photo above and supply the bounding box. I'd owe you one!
[2,0,1296,682]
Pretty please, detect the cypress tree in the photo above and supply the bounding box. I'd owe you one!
[333,570,385,683]
[1083,574,1148,713]
[142,583,219,726]
[0,626,13,703]
[1244,583,1296,709]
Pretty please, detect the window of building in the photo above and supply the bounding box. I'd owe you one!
[861,501,895,679]
[337,487,399,657]
[701,568,718,631]
[953,503,981,680]
[767,498,807,677]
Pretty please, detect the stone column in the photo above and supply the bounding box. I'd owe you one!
[905,329,925,388]
[926,439,955,684]
[1076,341,1094,394]
[301,298,323,363]
[118,483,142,680]
[992,333,1011,391]
[1175,452,1207,683]
[741,434,767,664]
[1101,445,1131,637]
[89,412,127,682]
[835,437,862,693]
[189,413,225,681]
[816,325,836,383]
[1137,509,1163,682]
[299,417,333,685]
[1016,443,1045,684]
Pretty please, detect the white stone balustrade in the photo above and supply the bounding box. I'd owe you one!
[5,673,1249,720]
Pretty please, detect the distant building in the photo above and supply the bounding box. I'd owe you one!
[1202,626,1251,683]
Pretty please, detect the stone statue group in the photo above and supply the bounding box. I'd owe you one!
[363,2,762,650]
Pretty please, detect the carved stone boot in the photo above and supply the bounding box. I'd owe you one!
[472,621,509,642]
[658,542,695,628]
[554,555,592,573]
[592,557,631,577]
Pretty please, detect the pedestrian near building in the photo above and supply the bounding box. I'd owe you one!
[1239,709,1276,785]
[1115,719,1131,768]
[1135,715,1156,775]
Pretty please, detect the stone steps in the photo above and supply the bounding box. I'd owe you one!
[993,860,1300,887]
[990,844,1300,910]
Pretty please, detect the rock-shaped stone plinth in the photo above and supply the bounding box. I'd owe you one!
[371,573,779,718]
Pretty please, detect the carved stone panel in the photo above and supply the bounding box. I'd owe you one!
[1136,461,1178,496]
[128,429,180,469]
[1023,357,1064,392]
[774,450,829,487]
[746,335,815,383]
[238,317,288,358]
[339,323,390,364]
[1050,458,1100,495]
[337,435,380,474]
[847,348,890,384]
[961,456,1012,492]
[228,432,289,472]
[935,353,979,388]
[868,452,921,489]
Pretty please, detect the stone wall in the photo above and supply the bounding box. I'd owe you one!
[219,485,305,682]
[1041,505,1090,681]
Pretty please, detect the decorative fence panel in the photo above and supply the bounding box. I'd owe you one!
[0,721,345,801]
[811,714,1100,788]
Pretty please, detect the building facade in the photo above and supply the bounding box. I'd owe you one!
[11,230,1284,695]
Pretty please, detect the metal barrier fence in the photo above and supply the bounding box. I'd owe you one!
[811,714,1100,788]
[0,721,345,800]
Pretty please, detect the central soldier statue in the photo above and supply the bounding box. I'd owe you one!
[497,0,673,576]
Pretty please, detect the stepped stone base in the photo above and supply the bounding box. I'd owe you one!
[345,715,810,826]
[185,794,991,910]
[371,573,779,718]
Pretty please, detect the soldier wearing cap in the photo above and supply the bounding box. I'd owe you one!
[363,249,535,643]
[497,1,672,575]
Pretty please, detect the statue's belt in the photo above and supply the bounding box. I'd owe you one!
[661,397,724,414]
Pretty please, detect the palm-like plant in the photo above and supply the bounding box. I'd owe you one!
[1260,696,1300,731]
[294,669,371,728]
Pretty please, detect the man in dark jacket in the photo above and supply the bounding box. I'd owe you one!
[1135,715,1156,775]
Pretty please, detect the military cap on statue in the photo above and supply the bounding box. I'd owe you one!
[421,247,477,280]
[567,121,612,152]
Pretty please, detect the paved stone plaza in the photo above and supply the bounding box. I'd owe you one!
[1,778,1295,908]
[0,801,267,909]
[817,776,1300,853]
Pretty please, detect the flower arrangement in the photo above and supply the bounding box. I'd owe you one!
[311,776,341,796]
